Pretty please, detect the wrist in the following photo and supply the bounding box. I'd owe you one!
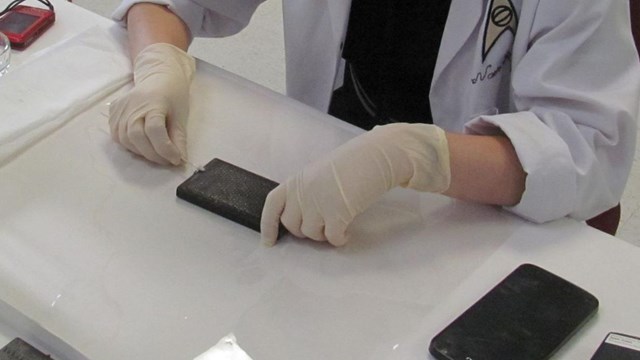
[133,43,195,84]
[371,123,451,193]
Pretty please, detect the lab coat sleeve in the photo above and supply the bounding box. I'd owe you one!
[112,0,264,38]
[465,0,640,223]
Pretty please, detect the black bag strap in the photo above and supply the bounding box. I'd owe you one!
[1,0,54,17]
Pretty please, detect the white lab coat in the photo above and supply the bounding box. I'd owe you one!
[113,0,640,223]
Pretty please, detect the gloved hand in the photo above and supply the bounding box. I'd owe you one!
[109,43,196,165]
[261,123,451,247]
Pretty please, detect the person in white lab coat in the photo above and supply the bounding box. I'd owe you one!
[109,0,640,246]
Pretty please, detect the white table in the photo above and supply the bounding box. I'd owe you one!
[1,1,639,359]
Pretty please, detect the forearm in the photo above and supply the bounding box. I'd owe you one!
[443,132,526,206]
[126,3,191,59]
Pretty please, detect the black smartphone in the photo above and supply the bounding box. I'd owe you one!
[590,332,640,360]
[176,158,282,236]
[429,263,599,360]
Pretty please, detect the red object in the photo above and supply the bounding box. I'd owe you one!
[0,5,55,49]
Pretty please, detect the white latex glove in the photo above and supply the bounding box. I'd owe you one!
[109,43,195,165]
[261,123,451,247]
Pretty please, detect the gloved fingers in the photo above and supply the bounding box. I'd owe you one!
[279,177,305,239]
[108,98,126,145]
[299,206,327,242]
[167,118,188,164]
[300,224,327,242]
[261,185,287,246]
[280,202,304,239]
[127,117,172,165]
[145,111,183,165]
[116,115,143,158]
[109,96,141,157]
[324,219,349,247]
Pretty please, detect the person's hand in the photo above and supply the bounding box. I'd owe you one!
[109,43,196,165]
[260,123,451,246]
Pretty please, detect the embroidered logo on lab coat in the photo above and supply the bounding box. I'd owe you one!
[482,0,518,62]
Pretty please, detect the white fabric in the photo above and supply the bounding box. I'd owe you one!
[109,43,196,165]
[112,0,640,223]
[261,123,451,246]
[193,334,253,360]
[0,26,132,166]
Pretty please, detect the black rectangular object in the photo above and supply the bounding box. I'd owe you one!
[590,332,640,360]
[429,263,599,360]
[0,338,52,360]
[177,158,279,233]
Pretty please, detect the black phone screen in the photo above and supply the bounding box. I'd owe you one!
[0,12,38,33]
[429,264,599,360]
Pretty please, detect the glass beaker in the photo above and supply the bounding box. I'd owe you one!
[0,32,11,76]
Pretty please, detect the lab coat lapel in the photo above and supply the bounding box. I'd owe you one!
[432,0,486,86]
[283,0,350,111]
[328,0,351,43]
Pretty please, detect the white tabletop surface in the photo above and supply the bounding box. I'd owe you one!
[1,1,639,359]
